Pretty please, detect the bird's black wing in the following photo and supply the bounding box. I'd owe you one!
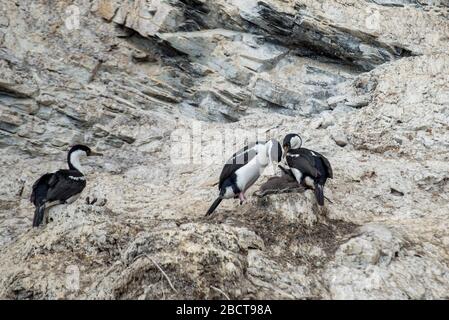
[319,153,333,179]
[288,148,333,180]
[304,149,333,179]
[287,149,320,178]
[218,141,264,190]
[30,173,54,205]
[45,170,87,203]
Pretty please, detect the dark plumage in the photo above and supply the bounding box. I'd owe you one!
[283,134,333,206]
[30,145,102,227]
[206,139,282,216]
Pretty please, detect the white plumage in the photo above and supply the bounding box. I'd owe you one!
[206,139,283,216]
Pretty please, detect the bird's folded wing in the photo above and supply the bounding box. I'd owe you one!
[48,172,60,188]
[320,154,333,179]
[289,154,319,178]
[228,141,266,163]
[30,173,53,203]
[218,141,265,189]
[46,170,86,202]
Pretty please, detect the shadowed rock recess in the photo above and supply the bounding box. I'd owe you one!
[0,0,449,300]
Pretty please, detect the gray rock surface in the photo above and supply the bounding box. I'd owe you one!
[0,0,448,299]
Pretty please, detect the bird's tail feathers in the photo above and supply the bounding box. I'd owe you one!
[206,197,223,216]
[314,184,325,206]
[32,204,46,227]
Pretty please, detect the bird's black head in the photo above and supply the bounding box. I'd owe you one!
[69,145,91,156]
[67,145,102,171]
[68,145,103,157]
[283,133,302,153]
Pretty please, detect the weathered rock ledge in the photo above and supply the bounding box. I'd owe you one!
[0,0,448,299]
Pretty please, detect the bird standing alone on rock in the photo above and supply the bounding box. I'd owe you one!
[30,145,102,227]
[206,139,283,216]
[283,134,333,206]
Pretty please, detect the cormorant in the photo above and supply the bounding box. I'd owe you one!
[206,139,283,216]
[30,145,102,227]
[282,134,333,205]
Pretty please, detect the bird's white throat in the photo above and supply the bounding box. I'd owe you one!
[255,142,272,167]
[69,150,86,173]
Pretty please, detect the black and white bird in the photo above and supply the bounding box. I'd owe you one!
[282,133,333,206]
[206,139,283,216]
[30,145,102,227]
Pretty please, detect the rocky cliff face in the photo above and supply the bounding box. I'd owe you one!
[0,0,449,299]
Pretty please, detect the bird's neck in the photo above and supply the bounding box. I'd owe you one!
[68,150,84,173]
[256,145,270,167]
[288,148,302,154]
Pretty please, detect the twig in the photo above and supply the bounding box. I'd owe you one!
[133,254,178,293]
[324,196,334,204]
[210,285,230,300]
[144,255,178,293]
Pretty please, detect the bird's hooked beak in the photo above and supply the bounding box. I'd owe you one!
[283,145,289,158]
[89,151,103,157]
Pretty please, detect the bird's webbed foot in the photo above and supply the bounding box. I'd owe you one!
[239,193,246,205]
[44,210,51,225]
[86,196,97,205]
[86,196,107,207]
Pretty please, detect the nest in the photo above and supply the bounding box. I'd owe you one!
[254,166,306,198]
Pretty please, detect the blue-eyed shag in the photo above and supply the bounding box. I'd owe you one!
[30,145,102,227]
[206,139,283,216]
[282,134,333,206]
